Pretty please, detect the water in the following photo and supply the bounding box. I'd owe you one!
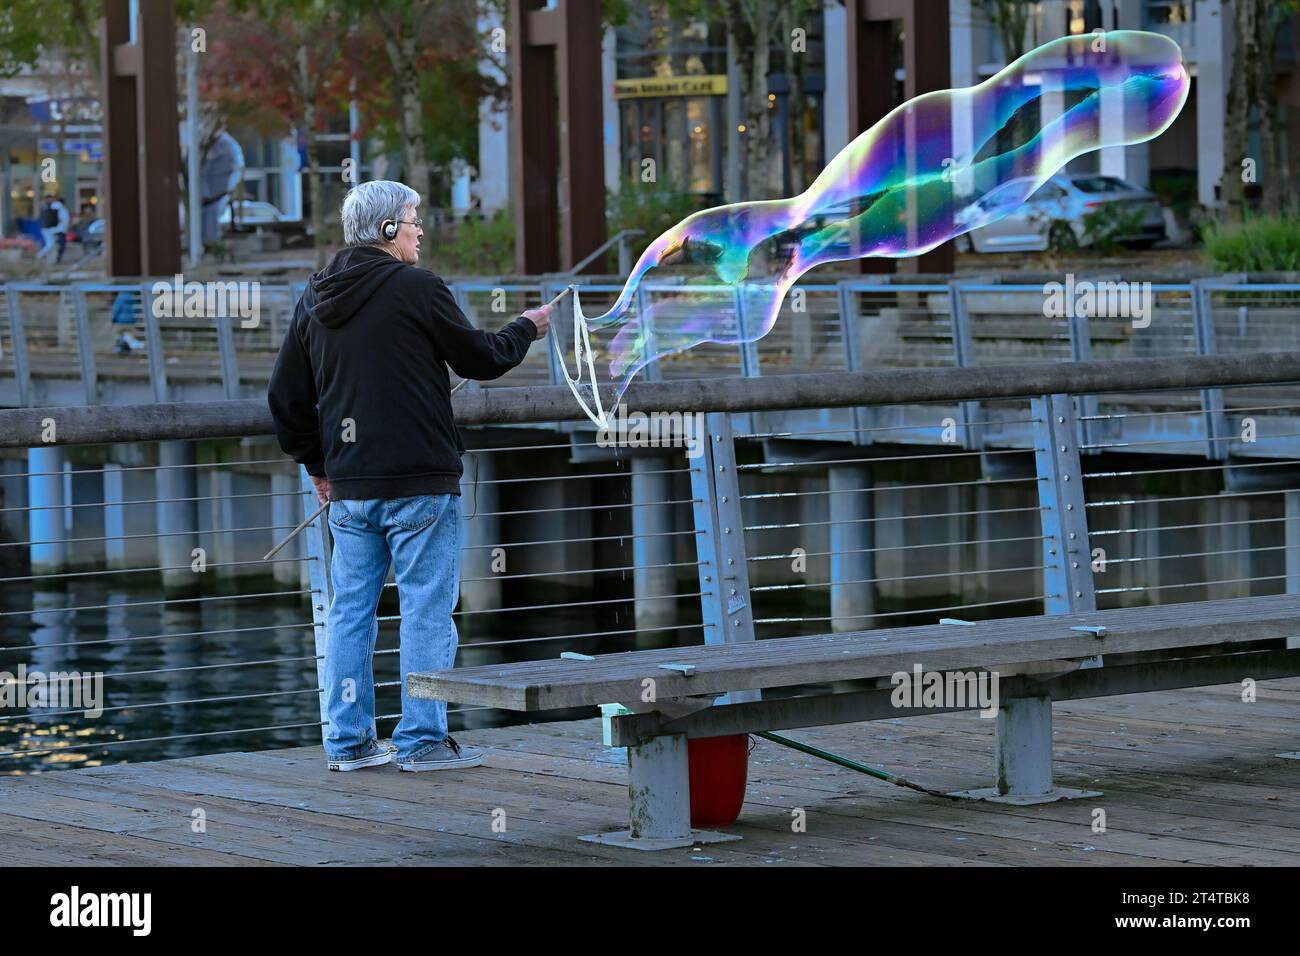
[0,573,703,774]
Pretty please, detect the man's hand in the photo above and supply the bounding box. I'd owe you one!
[521,302,552,340]
[309,474,330,506]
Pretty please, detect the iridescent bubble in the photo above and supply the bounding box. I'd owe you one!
[554,30,1189,429]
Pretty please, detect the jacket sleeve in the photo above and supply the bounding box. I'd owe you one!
[267,308,326,476]
[425,275,536,381]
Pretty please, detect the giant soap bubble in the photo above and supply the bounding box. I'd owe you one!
[554,30,1189,428]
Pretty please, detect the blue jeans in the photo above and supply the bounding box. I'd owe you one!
[323,494,462,763]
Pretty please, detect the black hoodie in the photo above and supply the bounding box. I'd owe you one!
[267,245,536,499]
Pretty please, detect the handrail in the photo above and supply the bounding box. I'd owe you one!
[566,228,645,275]
[3,351,1298,446]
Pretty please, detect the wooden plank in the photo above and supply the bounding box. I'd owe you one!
[3,679,1297,866]
[0,811,280,867]
[5,772,581,867]
[410,594,1300,709]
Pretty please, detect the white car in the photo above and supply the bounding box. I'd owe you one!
[220,200,288,226]
[956,174,1167,253]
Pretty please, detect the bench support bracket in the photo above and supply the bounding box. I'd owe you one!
[579,733,741,850]
[950,694,1100,803]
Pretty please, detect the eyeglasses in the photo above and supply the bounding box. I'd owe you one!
[394,218,423,230]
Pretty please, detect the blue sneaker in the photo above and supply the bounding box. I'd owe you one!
[327,740,393,772]
[397,736,483,772]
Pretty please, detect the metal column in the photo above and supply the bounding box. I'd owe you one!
[586,412,753,848]
[955,393,1102,803]
[299,468,333,747]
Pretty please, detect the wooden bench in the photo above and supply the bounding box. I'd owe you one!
[410,593,1300,849]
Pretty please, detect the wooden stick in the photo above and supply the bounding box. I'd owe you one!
[264,500,328,561]
[546,285,574,310]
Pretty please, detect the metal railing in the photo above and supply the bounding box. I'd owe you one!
[0,351,1298,772]
[3,276,1298,409]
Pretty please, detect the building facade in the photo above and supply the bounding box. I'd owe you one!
[478,0,1296,221]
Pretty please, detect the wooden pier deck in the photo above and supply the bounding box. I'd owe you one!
[2,679,1298,866]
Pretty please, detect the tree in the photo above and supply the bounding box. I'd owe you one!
[346,0,497,207]
[204,0,358,267]
[971,0,1039,159]
[0,0,101,77]
[970,0,1037,64]
[1221,0,1297,214]
[345,0,505,208]
[779,0,823,194]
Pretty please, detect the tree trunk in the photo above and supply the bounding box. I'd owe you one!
[384,16,431,203]
[299,45,326,270]
[743,11,772,201]
[1253,2,1285,212]
[1222,0,1259,215]
[785,5,806,194]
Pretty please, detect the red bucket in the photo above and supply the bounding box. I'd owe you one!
[688,734,750,827]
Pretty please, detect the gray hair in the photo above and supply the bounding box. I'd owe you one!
[340,180,421,246]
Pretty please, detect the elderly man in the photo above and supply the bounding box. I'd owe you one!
[268,180,552,772]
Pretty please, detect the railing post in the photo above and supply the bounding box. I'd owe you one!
[1065,295,1096,449]
[215,311,241,400]
[837,280,874,445]
[948,281,981,449]
[70,287,98,405]
[1287,490,1300,652]
[6,285,32,407]
[634,286,663,383]
[733,284,760,435]
[139,281,169,403]
[1192,277,1233,460]
[541,281,567,387]
[964,392,1102,802]
[734,283,761,379]
[1032,392,1097,618]
[299,468,333,748]
[689,412,757,703]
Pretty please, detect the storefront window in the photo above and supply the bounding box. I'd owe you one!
[687,99,713,193]
[614,0,824,202]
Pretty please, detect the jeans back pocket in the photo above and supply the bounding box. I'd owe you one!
[383,495,442,531]
[327,500,352,527]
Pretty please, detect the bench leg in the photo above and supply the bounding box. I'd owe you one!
[996,695,1053,795]
[627,734,691,841]
[949,695,1102,804]
[578,733,742,850]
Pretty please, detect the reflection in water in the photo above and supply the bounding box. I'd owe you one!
[0,580,320,774]
[0,575,700,774]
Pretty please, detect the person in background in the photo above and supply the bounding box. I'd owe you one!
[36,197,58,261]
[51,196,70,264]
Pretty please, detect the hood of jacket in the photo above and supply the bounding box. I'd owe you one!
[305,245,406,328]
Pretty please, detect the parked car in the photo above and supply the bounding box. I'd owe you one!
[956,174,1167,253]
[220,200,289,227]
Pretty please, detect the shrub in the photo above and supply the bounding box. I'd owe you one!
[1202,212,1300,273]
[1079,203,1147,254]
[429,207,515,275]
[606,176,702,268]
